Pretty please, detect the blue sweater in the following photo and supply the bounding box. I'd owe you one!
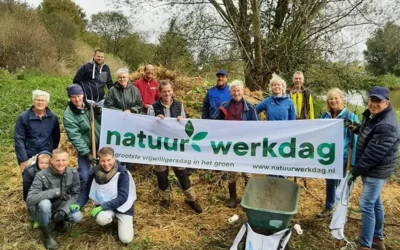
[78,161,134,215]
[73,59,113,102]
[202,85,231,119]
[14,107,60,164]
[255,94,296,121]
[321,108,359,165]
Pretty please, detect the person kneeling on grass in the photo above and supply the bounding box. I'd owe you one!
[70,147,137,244]
[26,148,82,250]
[23,151,52,229]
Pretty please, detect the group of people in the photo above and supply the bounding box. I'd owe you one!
[14,49,400,250]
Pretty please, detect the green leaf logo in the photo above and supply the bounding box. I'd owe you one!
[185,120,207,152]
[191,143,201,152]
[185,120,194,137]
[193,132,208,141]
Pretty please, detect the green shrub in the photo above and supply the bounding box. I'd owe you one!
[0,7,59,72]
[0,74,71,145]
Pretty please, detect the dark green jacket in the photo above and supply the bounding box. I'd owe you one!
[104,82,144,114]
[63,100,101,156]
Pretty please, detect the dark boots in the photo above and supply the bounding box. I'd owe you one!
[40,225,59,249]
[160,199,171,209]
[227,182,238,208]
[185,200,203,214]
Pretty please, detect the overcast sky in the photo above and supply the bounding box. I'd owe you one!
[23,0,372,60]
[23,0,164,43]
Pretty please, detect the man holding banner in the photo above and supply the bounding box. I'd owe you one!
[64,84,101,191]
[348,87,400,250]
[212,80,259,208]
[147,80,203,213]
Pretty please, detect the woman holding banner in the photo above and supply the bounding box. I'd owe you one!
[255,74,295,180]
[318,88,359,218]
[255,73,296,121]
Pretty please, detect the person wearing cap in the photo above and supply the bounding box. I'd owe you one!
[104,68,144,114]
[134,64,161,112]
[348,86,400,250]
[63,84,101,191]
[73,49,113,105]
[202,70,231,119]
[14,90,60,173]
[212,80,259,208]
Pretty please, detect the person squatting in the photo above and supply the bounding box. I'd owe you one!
[15,55,399,250]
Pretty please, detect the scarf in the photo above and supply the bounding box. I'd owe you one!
[95,162,118,185]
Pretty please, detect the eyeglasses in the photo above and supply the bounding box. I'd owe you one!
[34,99,47,103]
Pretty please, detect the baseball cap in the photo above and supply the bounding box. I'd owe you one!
[369,86,390,101]
[216,70,228,77]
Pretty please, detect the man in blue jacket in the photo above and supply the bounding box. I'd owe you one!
[71,147,136,244]
[213,80,259,208]
[73,49,113,105]
[202,70,231,119]
[14,90,60,173]
[348,86,400,250]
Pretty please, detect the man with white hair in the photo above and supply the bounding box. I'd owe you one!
[212,80,259,208]
[14,90,60,173]
[104,68,144,114]
[73,49,113,105]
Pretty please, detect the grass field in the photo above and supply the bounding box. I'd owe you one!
[1,73,400,250]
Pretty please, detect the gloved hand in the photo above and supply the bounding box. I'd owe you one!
[86,153,97,166]
[69,204,80,212]
[91,206,103,217]
[93,103,102,116]
[347,173,356,186]
[343,118,359,128]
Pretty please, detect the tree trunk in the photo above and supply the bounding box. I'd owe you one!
[251,0,263,90]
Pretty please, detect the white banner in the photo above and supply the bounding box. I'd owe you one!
[100,108,344,179]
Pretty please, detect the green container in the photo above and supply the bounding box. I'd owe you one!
[241,176,301,232]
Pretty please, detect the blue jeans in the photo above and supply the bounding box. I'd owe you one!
[325,162,347,210]
[37,199,82,226]
[359,176,386,248]
[78,154,91,191]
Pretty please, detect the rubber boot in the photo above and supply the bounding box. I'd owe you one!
[40,225,59,249]
[185,200,203,214]
[174,169,191,190]
[227,182,237,208]
[156,169,171,208]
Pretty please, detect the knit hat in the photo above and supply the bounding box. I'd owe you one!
[67,84,84,97]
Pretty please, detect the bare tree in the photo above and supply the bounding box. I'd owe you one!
[111,0,400,90]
